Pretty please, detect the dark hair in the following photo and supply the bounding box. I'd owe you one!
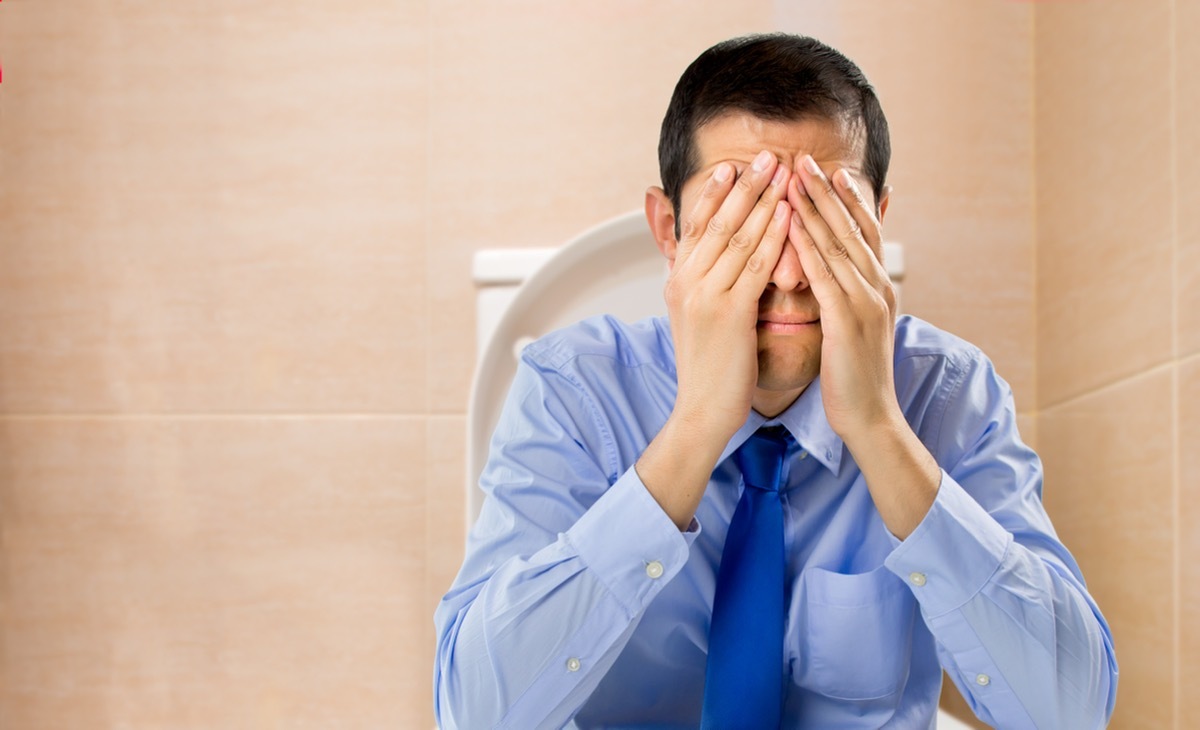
[658,33,891,235]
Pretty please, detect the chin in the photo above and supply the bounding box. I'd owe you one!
[756,333,821,391]
[756,347,820,394]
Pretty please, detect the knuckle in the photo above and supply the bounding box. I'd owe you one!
[871,294,891,319]
[882,283,898,310]
[728,231,753,252]
[663,278,682,304]
[706,216,728,238]
[745,252,767,275]
[843,220,863,241]
[848,186,868,210]
[735,172,756,194]
[827,240,851,260]
[680,216,700,241]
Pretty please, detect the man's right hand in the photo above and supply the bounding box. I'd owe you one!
[635,149,792,529]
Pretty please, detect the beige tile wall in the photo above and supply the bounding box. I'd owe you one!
[1036,1,1198,728]
[0,1,773,727]
[1,0,1189,727]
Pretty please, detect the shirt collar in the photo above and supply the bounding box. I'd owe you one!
[715,376,845,476]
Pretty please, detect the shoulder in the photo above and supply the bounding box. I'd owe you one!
[892,314,995,389]
[893,315,985,365]
[520,314,676,377]
[892,315,1013,438]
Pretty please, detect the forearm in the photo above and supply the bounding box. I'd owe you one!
[434,469,695,729]
[435,547,637,729]
[635,412,729,530]
[885,475,1117,728]
[846,412,941,540]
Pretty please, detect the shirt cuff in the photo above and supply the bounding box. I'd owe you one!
[883,470,1013,618]
[565,465,698,617]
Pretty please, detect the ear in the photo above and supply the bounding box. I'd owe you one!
[878,184,892,224]
[645,186,679,266]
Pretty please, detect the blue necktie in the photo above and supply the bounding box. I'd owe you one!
[701,427,789,729]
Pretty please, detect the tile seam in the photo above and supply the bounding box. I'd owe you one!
[0,413,432,420]
[1038,359,1176,415]
[1169,0,1181,724]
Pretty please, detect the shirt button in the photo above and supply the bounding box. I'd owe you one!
[909,572,927,587]
[645,560,664,579]
[566,657,581,672]
[976,673,990,686]
[798,450,808,460]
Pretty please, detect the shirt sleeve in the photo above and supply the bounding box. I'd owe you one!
[433,354,696,730]
[883,353,1119,729]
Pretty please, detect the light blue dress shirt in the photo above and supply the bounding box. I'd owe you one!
[434,314,1118,729]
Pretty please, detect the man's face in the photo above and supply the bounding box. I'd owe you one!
[672,112,887,414]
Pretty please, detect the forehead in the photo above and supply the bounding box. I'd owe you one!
[692,111,865,174]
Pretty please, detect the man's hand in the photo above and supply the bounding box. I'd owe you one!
[787,155,940,539]
[787,155,899,442]
[635,149,791,529]
[667,149,792,443]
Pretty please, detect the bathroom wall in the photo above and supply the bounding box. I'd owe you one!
[1035,1,1199,728]
[0,1,1191,728]
[0,1,773,728]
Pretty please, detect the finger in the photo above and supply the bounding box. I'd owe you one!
[831,168,887,268]
[787,174,875,301]
[707,162,791,289]
[674,162,735,271]
[680,149,780,277]
[796,156,887,287]
[732,199,790,298]
[789,209,850,315]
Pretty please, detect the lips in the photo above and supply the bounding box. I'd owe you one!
[756,314,820,334]
[757,312,819,325]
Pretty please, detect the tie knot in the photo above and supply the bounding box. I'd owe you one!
[735,427,789,492]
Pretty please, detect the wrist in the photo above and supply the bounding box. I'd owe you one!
[637,416,728,531]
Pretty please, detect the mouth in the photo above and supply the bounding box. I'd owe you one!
[757,314,820,334]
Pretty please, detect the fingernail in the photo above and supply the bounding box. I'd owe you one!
[837,169,856,189]
[803,155,821,176]
[771,165,787,187]
[774,201,787,220]
[714,163,732,182]
[752,150,774,172]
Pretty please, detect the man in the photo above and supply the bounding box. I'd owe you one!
[434,34,1118,729]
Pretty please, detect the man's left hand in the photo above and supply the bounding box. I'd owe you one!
[786,155,900,445]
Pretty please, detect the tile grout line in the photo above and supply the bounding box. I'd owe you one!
[1172,362,1181,729]
[1037,359,1178,415]
[423,4,437,725]
[0,413,439,420]
[1029,3,1040,451]
[422,0,434,420]
[1169,0,1180,725]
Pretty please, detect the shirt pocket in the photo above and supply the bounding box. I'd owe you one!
[791,564,916,701]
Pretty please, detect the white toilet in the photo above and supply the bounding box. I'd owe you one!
[464,213,988,730]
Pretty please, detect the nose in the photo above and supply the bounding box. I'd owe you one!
[769,237,808,292]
